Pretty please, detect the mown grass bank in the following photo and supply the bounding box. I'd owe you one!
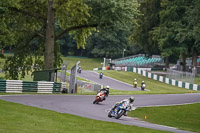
[129,103,200,133]
[0,100,169,133]
[101,71,199,94]
[62,57,103,70]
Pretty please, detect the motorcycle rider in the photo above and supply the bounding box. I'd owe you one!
[141,81,145,91]
[112,96,135,116]
[99,72,103,79]
[78,66,81,73]
[98,85,109,100]
[133,78,137,88]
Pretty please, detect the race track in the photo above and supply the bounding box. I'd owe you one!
[77,70,141,91]
[1,93,200,133]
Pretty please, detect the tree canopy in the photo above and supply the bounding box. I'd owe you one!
[130,0,200,70]
[0,0,140,79]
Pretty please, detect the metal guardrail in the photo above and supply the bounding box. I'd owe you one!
[0,80,62,93]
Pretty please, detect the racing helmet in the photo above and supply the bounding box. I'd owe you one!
[106,86,110,89]
[134,78,136,81]
[142,81,144,83]
[129,96,135,103]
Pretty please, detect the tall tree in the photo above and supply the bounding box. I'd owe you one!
[184,0,200,71]
[86,28,131,58]
[130,0,161,55]
[152,0,191,70]
[0,0,140,79]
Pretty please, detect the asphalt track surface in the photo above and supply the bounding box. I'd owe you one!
[1,71,199,132]
[77,70,141,91]
[1,93,200,133]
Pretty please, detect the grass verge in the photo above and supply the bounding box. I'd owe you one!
[128,103,200,133]
[101,70,199,94]
[62,57,103,70]
[0,100,169,133]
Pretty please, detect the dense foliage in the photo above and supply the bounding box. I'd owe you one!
[0,0,139,79]
[0,0,200,79]
[130,0,200,70]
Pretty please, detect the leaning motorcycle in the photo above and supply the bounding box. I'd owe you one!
[108,102,129,119]
[93,91,106,104]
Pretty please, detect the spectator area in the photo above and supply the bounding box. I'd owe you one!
[112,54,163,67]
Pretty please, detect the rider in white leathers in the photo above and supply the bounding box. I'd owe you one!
[113,96,135,116]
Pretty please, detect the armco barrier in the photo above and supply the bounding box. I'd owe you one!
[0,80,62,93]
[6,80,23,93]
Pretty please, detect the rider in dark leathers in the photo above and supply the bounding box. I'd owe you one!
[98,86,109,100]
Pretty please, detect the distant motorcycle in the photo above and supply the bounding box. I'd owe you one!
[133,81,137,88]
[93,91,106,104]
[141,83,145,91]
[108,102,129,119]
[99,75,103,79]
[78,69,81,74]
[77,67,81,74]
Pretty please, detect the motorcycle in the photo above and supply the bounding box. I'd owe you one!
[133,81,137,88]
[93,90,106,104]
[108,102,129,119]
[78,69,81,74]
[141,83,145,91]
[99,73,103,79]
[77,68,81,74]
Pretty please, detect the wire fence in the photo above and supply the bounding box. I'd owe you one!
[166,69,195,84]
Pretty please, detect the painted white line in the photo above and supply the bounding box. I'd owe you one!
[105,108,111,113]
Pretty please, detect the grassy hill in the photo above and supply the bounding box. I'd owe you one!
[101,70,199,94]
[62,56,103,70]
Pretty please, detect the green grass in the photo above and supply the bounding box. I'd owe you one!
[0,73,33,81]
[101,70,199,94]
[128,103,200,133]
[62,57,103,70]
[195,74,200,85]
[77,88,97,95]
[0,100,169,133]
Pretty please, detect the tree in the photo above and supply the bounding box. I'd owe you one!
[130,0,161,55]
[0,0,140,79]
[152,0,191,70]
[86,28,130,58]
[184,0,200,71]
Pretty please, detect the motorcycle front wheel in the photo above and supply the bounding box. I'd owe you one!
[115,110,125,119]
[108,110,112,118]
[93,98,99,104]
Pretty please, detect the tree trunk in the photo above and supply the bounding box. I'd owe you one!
[164,56,169,69]
[181,53,186,72]
[44,0,55,69]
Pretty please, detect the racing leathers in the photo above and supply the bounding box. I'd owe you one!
[98,88,109,100]
[113,99,134,116]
